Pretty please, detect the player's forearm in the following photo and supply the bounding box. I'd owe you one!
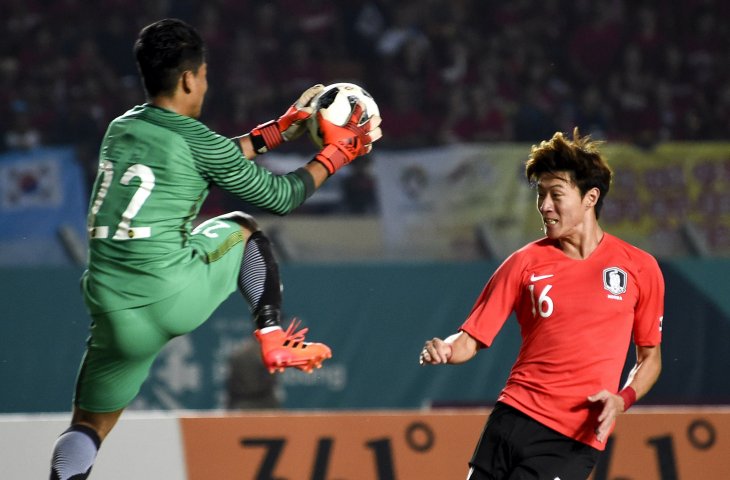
[445,332,481,364]
[215,167,309,216]
[623,345,662,400]
[235,135,327,194]
[237,134,258,160]
[302,160,329,189]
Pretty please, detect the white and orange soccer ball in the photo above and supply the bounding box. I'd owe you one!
[306,82,380,148]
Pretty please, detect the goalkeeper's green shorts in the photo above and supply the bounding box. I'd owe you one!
[73,218,245,412]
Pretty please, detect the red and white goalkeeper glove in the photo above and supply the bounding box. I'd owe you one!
[249,84,324,154]
[313,102,383,175]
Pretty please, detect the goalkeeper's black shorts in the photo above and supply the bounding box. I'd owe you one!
[468,402,600,480]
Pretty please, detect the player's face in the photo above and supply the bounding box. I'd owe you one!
[536,172,589,239]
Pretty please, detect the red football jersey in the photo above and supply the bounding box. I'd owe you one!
[460,233,664,450]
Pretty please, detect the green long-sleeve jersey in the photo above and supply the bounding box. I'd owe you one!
[83,104,313,313]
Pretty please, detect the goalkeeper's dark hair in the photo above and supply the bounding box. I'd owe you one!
[134,18,206,98]
[525,127,613,219]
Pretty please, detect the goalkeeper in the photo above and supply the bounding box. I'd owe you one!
[49,18,381,480]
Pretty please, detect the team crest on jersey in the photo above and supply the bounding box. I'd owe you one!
[603,267,627,295]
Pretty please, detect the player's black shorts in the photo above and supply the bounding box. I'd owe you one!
[468,402,600,480]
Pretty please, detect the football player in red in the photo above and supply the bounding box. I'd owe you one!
[420,128,663,480]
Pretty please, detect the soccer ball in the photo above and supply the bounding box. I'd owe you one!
[306,82,380,148]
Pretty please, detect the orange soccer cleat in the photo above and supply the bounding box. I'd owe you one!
[254,319,332,374]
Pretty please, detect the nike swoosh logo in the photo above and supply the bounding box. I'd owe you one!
[530,274,554,281]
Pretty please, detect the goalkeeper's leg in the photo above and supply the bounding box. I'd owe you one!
[232,212,332,373]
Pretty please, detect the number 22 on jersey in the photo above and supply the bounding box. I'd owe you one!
[88,160,155,240]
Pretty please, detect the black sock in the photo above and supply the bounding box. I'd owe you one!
[50,424,101,480]
[239,231,282,329]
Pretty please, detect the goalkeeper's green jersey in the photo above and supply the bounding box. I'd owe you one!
[83,104,311,314]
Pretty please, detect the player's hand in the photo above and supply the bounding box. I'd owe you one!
[249,84,324,153]
[587,389,624,443]
[313,101,382,175]
[278,84,325,141]
[419,337,453,366]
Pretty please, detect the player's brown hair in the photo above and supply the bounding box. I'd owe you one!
[525,127,613,219]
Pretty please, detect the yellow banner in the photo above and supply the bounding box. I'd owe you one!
[375,145,534,260]
[598,143,730,256]
[376,143,730,259]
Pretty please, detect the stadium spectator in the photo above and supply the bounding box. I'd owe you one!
[4,102,41,150]
[225,338,283,410]
[341,156,378,214]
[419,128,664,479]
[1,1,728,176]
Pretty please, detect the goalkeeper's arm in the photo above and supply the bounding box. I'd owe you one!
[238,99,382,193]
[238,84,324,158]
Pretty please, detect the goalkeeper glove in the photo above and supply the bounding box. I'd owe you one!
[313,102,382,175]
[249,84,324,154]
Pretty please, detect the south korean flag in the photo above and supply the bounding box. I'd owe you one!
[0,157,62,211]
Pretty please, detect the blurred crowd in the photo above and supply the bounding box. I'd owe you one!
[2,0,729,163]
